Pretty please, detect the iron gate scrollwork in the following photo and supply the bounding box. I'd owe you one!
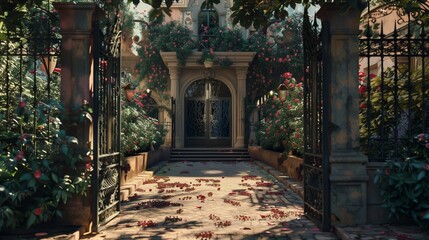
[92,17,122,231]
[302,10,331,231]
[359,3,429,162]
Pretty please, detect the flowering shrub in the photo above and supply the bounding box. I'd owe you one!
[374,133,429,229]
[121,93,167,156]
[134,21,195,96]
[246,13,304,104]
[257,72,303,154]
[0,101,92,231]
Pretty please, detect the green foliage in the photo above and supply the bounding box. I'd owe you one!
[121,4,136,38]
[0,101,92,232]
[121,95,167,156]
[0,38,90,231]
[374,133,429,229]
[246,13,304,104]
[359,65,429,156]
[257,74,304,154]
[134,21,195,95]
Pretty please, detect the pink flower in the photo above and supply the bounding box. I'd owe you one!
[416,133,426,140]
[86,162,92,171]
[358,72,366,77]
[16,150,24,161]
[20,101,26,108]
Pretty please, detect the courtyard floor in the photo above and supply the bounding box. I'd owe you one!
[85,161,338,240]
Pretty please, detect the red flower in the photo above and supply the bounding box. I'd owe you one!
[359,85,367,94]
[53,67,61,73]
[282,72,292,79]
[358,72,366,77]
[20,101,26,108]
[359,103,367,109]
[34,170,41,179]
[34,208,42,216]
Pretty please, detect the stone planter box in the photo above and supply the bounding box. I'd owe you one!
[120,152,148,185]
[147,146,171,168]
[249,146,303,181]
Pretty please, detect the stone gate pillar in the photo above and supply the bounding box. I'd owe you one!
[317,2,368,225]
[168,66,182,148]
[235,67,247,148]
[54,2,98,233]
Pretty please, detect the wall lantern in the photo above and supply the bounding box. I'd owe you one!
[146,88,152,98]
[123,83,135,101]
[269,90,274,97]
[40,55,57,75]
[277,83,288,102]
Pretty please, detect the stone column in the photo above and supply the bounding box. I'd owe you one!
[54,2,98,233]
[168,66,182,148]
[317,2,368,226]
[235,67,247,148]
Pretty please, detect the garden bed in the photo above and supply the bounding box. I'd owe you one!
[248,146,303,181]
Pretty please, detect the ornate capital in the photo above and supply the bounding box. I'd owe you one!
[168,66,181,80]
[235,67,248,81]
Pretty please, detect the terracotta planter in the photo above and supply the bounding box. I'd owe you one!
[248,146,303,181]
[147,147,171,168]
[120,153,148,185]
[204,60,214,68]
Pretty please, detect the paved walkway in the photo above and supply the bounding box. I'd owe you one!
[84,161,338,240]
[5,160,428,239]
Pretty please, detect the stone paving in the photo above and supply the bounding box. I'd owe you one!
[83,161,338,240]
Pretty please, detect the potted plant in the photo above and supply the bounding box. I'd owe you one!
[201,48,215,68]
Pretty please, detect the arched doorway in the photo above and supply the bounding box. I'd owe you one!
[184,79,231,147]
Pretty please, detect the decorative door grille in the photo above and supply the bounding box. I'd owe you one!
[185,79,231,147]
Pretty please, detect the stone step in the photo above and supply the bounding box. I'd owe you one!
[170,148,251,162]
[120,171,154,201]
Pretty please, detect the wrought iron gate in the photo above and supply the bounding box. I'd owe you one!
[302,11,331,231]
[359,3,429,162]
[92,19,122,231]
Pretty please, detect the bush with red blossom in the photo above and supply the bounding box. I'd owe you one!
[257,72,303,155]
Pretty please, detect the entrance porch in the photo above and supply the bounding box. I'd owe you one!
[161,52,255,148]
